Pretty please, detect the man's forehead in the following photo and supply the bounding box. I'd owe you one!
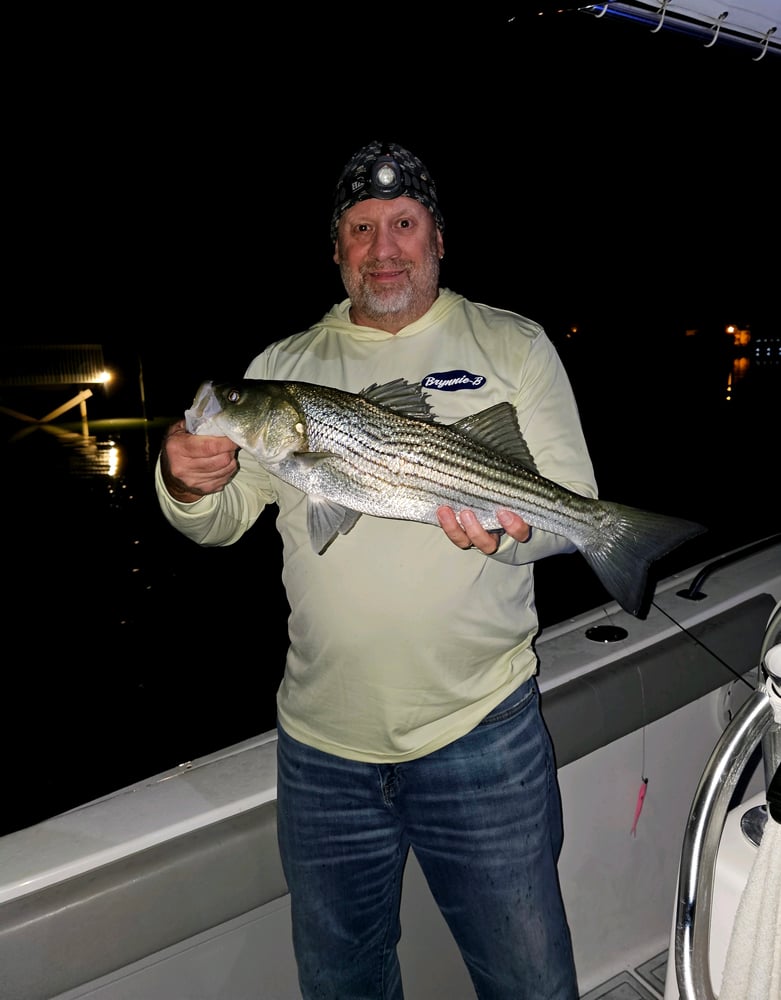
[341,196,433,226]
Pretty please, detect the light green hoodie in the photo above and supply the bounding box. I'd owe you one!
[156,289,597,761]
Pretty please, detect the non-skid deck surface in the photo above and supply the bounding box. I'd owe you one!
[580,950,668,999]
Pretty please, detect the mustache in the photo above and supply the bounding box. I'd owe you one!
[360,259,412,276]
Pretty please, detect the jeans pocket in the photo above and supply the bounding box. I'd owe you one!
[477,677,536,727]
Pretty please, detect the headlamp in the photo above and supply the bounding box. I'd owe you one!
[330,140,444,241]
[368,155,404,200]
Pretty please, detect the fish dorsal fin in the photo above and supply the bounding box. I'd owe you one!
[451,403,540,474]
[360,379,436,422]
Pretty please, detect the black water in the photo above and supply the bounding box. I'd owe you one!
[2,325,779,836]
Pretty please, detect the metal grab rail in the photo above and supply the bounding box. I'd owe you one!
[674,602,781,1000]
[674,689,777,1000]
[759,603,781,787]
[677,533,781,604]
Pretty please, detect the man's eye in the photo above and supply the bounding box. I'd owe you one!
[398,219,412,229]
[356,223,371,232]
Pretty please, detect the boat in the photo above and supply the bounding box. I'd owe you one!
[0,532,779,999]
[584,0,779,58]
[1,4,778,999]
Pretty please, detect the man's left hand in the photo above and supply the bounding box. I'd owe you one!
[436,507,531,554]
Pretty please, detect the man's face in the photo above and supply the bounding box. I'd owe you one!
[334,196,444,333]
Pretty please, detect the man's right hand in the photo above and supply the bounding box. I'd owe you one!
[159,419,239,503]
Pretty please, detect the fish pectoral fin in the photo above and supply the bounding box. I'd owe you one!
[451,403,540,473]
[307,497,362,554]
[293,451,337,466]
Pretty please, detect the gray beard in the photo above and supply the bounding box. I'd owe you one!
[341,247,440,328]
[359,281,417,319]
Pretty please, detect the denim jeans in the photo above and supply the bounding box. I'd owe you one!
[276,678,578,999]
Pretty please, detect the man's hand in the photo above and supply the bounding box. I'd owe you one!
[160,420,239,503]
[436,507,531,554]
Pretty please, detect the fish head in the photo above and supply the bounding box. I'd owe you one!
[185,379,307,464]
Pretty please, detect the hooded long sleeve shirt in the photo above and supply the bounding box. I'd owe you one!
[155,289,598,762]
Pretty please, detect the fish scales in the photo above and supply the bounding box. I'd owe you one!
[297,386,565,521]
[184,377,705,618]
[294,390,511,517]
[309,408,543,523]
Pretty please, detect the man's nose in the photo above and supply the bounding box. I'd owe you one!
[369,224,401,259]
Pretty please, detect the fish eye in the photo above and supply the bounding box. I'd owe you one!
[227,389,241,403]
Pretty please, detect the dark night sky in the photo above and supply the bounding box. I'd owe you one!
[9,7,777,412]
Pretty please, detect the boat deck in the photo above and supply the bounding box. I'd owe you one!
[582,950,668,999]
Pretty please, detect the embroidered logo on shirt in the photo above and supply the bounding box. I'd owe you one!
[421,370,486,392]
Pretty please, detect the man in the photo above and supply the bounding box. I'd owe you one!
[157,140,596,999]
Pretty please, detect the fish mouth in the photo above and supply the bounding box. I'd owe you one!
[184,381,224,435]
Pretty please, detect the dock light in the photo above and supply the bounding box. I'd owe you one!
[96,370,112,384]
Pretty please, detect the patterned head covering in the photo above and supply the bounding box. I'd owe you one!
[330,141,444,241]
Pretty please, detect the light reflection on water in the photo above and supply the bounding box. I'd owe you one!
[1,336,778,835]
[28,425,122,478]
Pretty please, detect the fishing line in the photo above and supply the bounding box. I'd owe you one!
[650,600,755,691]
[631,662,649,837]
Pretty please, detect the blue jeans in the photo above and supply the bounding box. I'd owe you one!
[276,678,578,999]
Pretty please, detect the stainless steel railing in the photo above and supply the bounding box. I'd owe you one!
[674,601,781,1000]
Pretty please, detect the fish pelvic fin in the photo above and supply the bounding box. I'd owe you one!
[307,496,362,554]
[581,505,706,618]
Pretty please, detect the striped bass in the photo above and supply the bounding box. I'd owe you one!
[184,377,705,617]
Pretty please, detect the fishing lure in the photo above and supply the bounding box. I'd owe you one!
[631,777,648,837]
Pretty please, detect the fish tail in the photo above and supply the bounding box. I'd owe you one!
[580,503,706,617]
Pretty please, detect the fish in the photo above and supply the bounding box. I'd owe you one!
[184,377,705,617]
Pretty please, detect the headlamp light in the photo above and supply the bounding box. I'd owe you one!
[368,155,404,199]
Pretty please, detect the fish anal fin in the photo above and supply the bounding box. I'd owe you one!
[452,403,540,473]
